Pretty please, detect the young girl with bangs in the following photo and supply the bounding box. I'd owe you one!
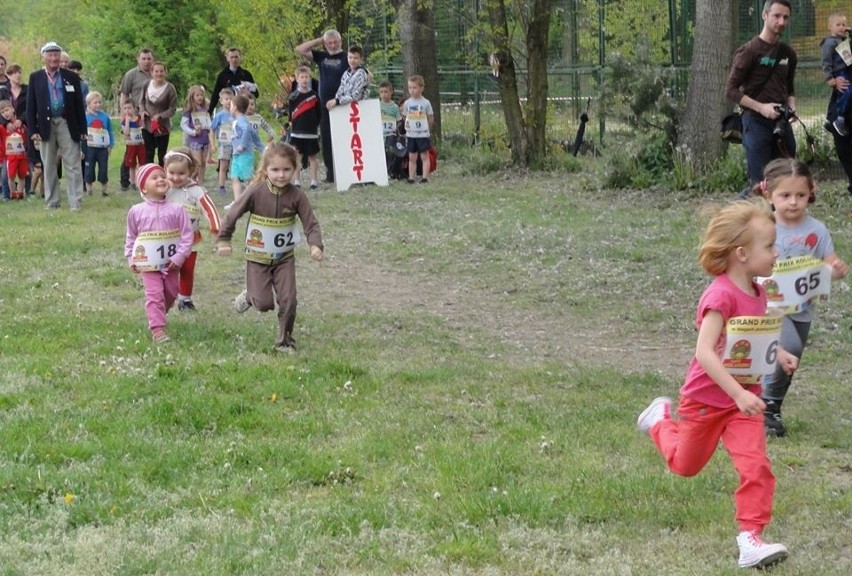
[216,142,324,353]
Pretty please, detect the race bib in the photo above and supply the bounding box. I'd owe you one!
[248,114,263,133]
[382,120,396,135]
[88,127,109,148]
[181,203,201,229]
[244,214,301,263]
[191,111,211,131]
[5,133,25,154]
[126,127,143,145]
[131,229,181,271]
[218,124,235,143]
[721,315,783,384]
[758,256,831,314]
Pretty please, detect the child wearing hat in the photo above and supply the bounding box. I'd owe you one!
[125,163,194,343]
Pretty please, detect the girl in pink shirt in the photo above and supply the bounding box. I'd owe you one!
[637,200,797,570]
[125,163,193,343]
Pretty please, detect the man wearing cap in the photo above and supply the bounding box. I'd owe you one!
[26,42,87,210]
[119,48,154,190]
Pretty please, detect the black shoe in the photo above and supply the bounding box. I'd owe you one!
[407,178,416,184]
[178,299,197,312]
[764,412,786,437]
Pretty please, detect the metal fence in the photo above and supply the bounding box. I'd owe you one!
[352,0,841,158]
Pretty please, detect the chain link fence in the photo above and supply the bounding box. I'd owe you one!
[352,1,842,174]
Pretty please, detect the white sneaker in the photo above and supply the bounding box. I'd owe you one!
[234,290,251,313]
[637,396,672,433]
[736,531,788,569]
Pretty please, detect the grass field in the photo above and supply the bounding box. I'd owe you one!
[0,155,850,575]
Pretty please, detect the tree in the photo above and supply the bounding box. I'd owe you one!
[392,0,442,139]
[677,0,735,167]
[485,0,551,168]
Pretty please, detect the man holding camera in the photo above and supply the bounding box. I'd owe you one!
[726,0,797,194]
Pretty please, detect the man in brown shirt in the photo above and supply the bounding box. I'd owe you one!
[725,0,797,195]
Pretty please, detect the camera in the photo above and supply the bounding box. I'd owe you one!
[773,105,795,137]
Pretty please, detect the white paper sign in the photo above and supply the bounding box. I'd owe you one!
[758,256,831,314]
[721,315,783,384]
[329,99,389,191]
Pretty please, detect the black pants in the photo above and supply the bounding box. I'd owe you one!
[832,131,852,193]
[319,104,334,182]
[142,129,169,166]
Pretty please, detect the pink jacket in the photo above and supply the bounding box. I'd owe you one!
[125,198,194,268]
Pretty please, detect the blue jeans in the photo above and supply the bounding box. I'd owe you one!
[85,146,109,185]
[742,111,797,186]
[0,162,9,200]
[834,71,851,120]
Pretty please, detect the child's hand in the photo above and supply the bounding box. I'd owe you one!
[217,244,232,256]
[310,245,323,261]
[734,390,766,417]
[830,258,849,280]
[165,261,179,271]
[130,265,140,274]
[776,348,799,376]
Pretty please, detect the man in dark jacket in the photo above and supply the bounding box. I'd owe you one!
[208,48,258,115]
[26,41,87,210]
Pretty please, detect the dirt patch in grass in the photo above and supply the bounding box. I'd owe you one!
[302,252,691,380]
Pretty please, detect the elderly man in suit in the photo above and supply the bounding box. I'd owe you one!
[26,41,87,211]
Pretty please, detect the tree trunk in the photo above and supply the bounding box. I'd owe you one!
[487,0,528,167]
[677,0,734,167]
[395,0,442,139]
[325,0,349,38]
[525,0,551,162]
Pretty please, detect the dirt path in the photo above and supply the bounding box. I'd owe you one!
[302,253,692,379]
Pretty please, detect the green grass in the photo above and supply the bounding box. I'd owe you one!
[0,158,850,575]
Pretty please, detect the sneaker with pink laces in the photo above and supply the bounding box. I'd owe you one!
[636,396,672,433]
[736,530,788,569]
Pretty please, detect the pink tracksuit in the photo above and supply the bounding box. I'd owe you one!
[125,198,193,334]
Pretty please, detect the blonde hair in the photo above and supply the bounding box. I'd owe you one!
[163,146,197,172]
[85,91,103,105]
[408,74,425,88]
[255,142,298,182]
[184,85,208,112]
[698,200,775,276]
[828,12,847,26]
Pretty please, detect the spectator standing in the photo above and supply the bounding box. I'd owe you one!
[25,42,87,211]
[325,45,370,111]
[208,48,258,116]
[0,56,11,95]
[67,60,89,102]
[84,91,114,197]
[725,0,797,196]
[119,48,155,189]
[288,65,322,189]
[296,30,347,183]
[140,61,177,166]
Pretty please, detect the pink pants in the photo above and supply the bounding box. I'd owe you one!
[141,269,179,333]
[650,396,776,534]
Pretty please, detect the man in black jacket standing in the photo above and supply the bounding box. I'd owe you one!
[26,42,87,211]
[208,48,258,115]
